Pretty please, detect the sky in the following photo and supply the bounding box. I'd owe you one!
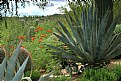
[5,0,70,17]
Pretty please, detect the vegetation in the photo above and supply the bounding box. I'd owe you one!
[0,1,121,80]
[79,65,121,81]
[48,4,121,68]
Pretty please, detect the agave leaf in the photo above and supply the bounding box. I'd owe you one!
[105,33,121,54]
[0,58,6,81]
[47,44,74,56]
[106,43,121,59]
[73,9,81,26]
[103,14,120,46]
[96,10,111,59]
[12,56,29,81]
[65,16,83,51]
[107,48,121,60]
[81,7,90,52]
[100,15,121,58]
[53,33,81,56]
[58,21,77,47]
[54,27,76,47]
[22,77,32,81]
[55,25,85,58]
[5,41,22,81]
[38,71,53,81]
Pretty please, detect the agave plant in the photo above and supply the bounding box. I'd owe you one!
[0,41,53,81]
[47,4,121,67]
[0,41,29,81]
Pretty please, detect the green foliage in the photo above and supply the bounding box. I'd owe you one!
[50,75,71,81]
[24,70,41,81]
[112,64,121,79]
[79,65,121,81]
[79,68,117,81]
[114,24,121,34]
[48,4,121,67]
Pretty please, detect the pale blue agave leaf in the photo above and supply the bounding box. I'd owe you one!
[58,21,77,47]
[5,41,22,81]
[12,56,29,81]
[38,71,53,81]
[0,58,6,81]
[22,77,32,81]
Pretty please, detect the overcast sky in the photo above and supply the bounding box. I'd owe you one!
[6,0,70,17]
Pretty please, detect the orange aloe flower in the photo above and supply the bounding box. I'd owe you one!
[18,36,25,40]
[47,30,52,33]
[40,37,44,40]
[38,39,42,42]
[38,37,44,42]
[31,36,36,41]
[37,26,43,31]
[39,46,43,48]
[34,29,38,32]
[10,45,14,49]
[41,34,47,37]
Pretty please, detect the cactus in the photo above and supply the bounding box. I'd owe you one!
[28,26,35,41]
[17,47,33,71]
[35,19,39,27]
[0,45,6,63]
[20,19,25,27]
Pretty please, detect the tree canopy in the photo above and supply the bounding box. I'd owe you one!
[0,0,47,18]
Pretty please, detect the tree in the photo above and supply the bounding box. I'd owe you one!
[67,0,121,25]
[0,0,47,18]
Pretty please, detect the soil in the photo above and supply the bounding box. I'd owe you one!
[107,59,121,69]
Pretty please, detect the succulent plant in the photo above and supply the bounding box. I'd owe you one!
[47,4,121,68]
[0,41,53,81]
[0,41,29,81]
[20,19,25,27]
[35,19,39,27]
[28,26,35,41]
[0,44,6,63]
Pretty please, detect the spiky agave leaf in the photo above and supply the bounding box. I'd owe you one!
[0,58,6,81]
[12,56,29,81]
[38,71,53,81]
[5,41,22,81]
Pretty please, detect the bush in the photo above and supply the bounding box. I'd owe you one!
[79,68,117,81]
[50,75,71,81]
[112,65,121,81]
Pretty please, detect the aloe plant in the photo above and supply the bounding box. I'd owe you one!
[47,4,121,67]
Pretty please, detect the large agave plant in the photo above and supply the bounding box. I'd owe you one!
[48,5,121,67]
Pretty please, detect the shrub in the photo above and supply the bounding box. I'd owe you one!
[79,68,117,81]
